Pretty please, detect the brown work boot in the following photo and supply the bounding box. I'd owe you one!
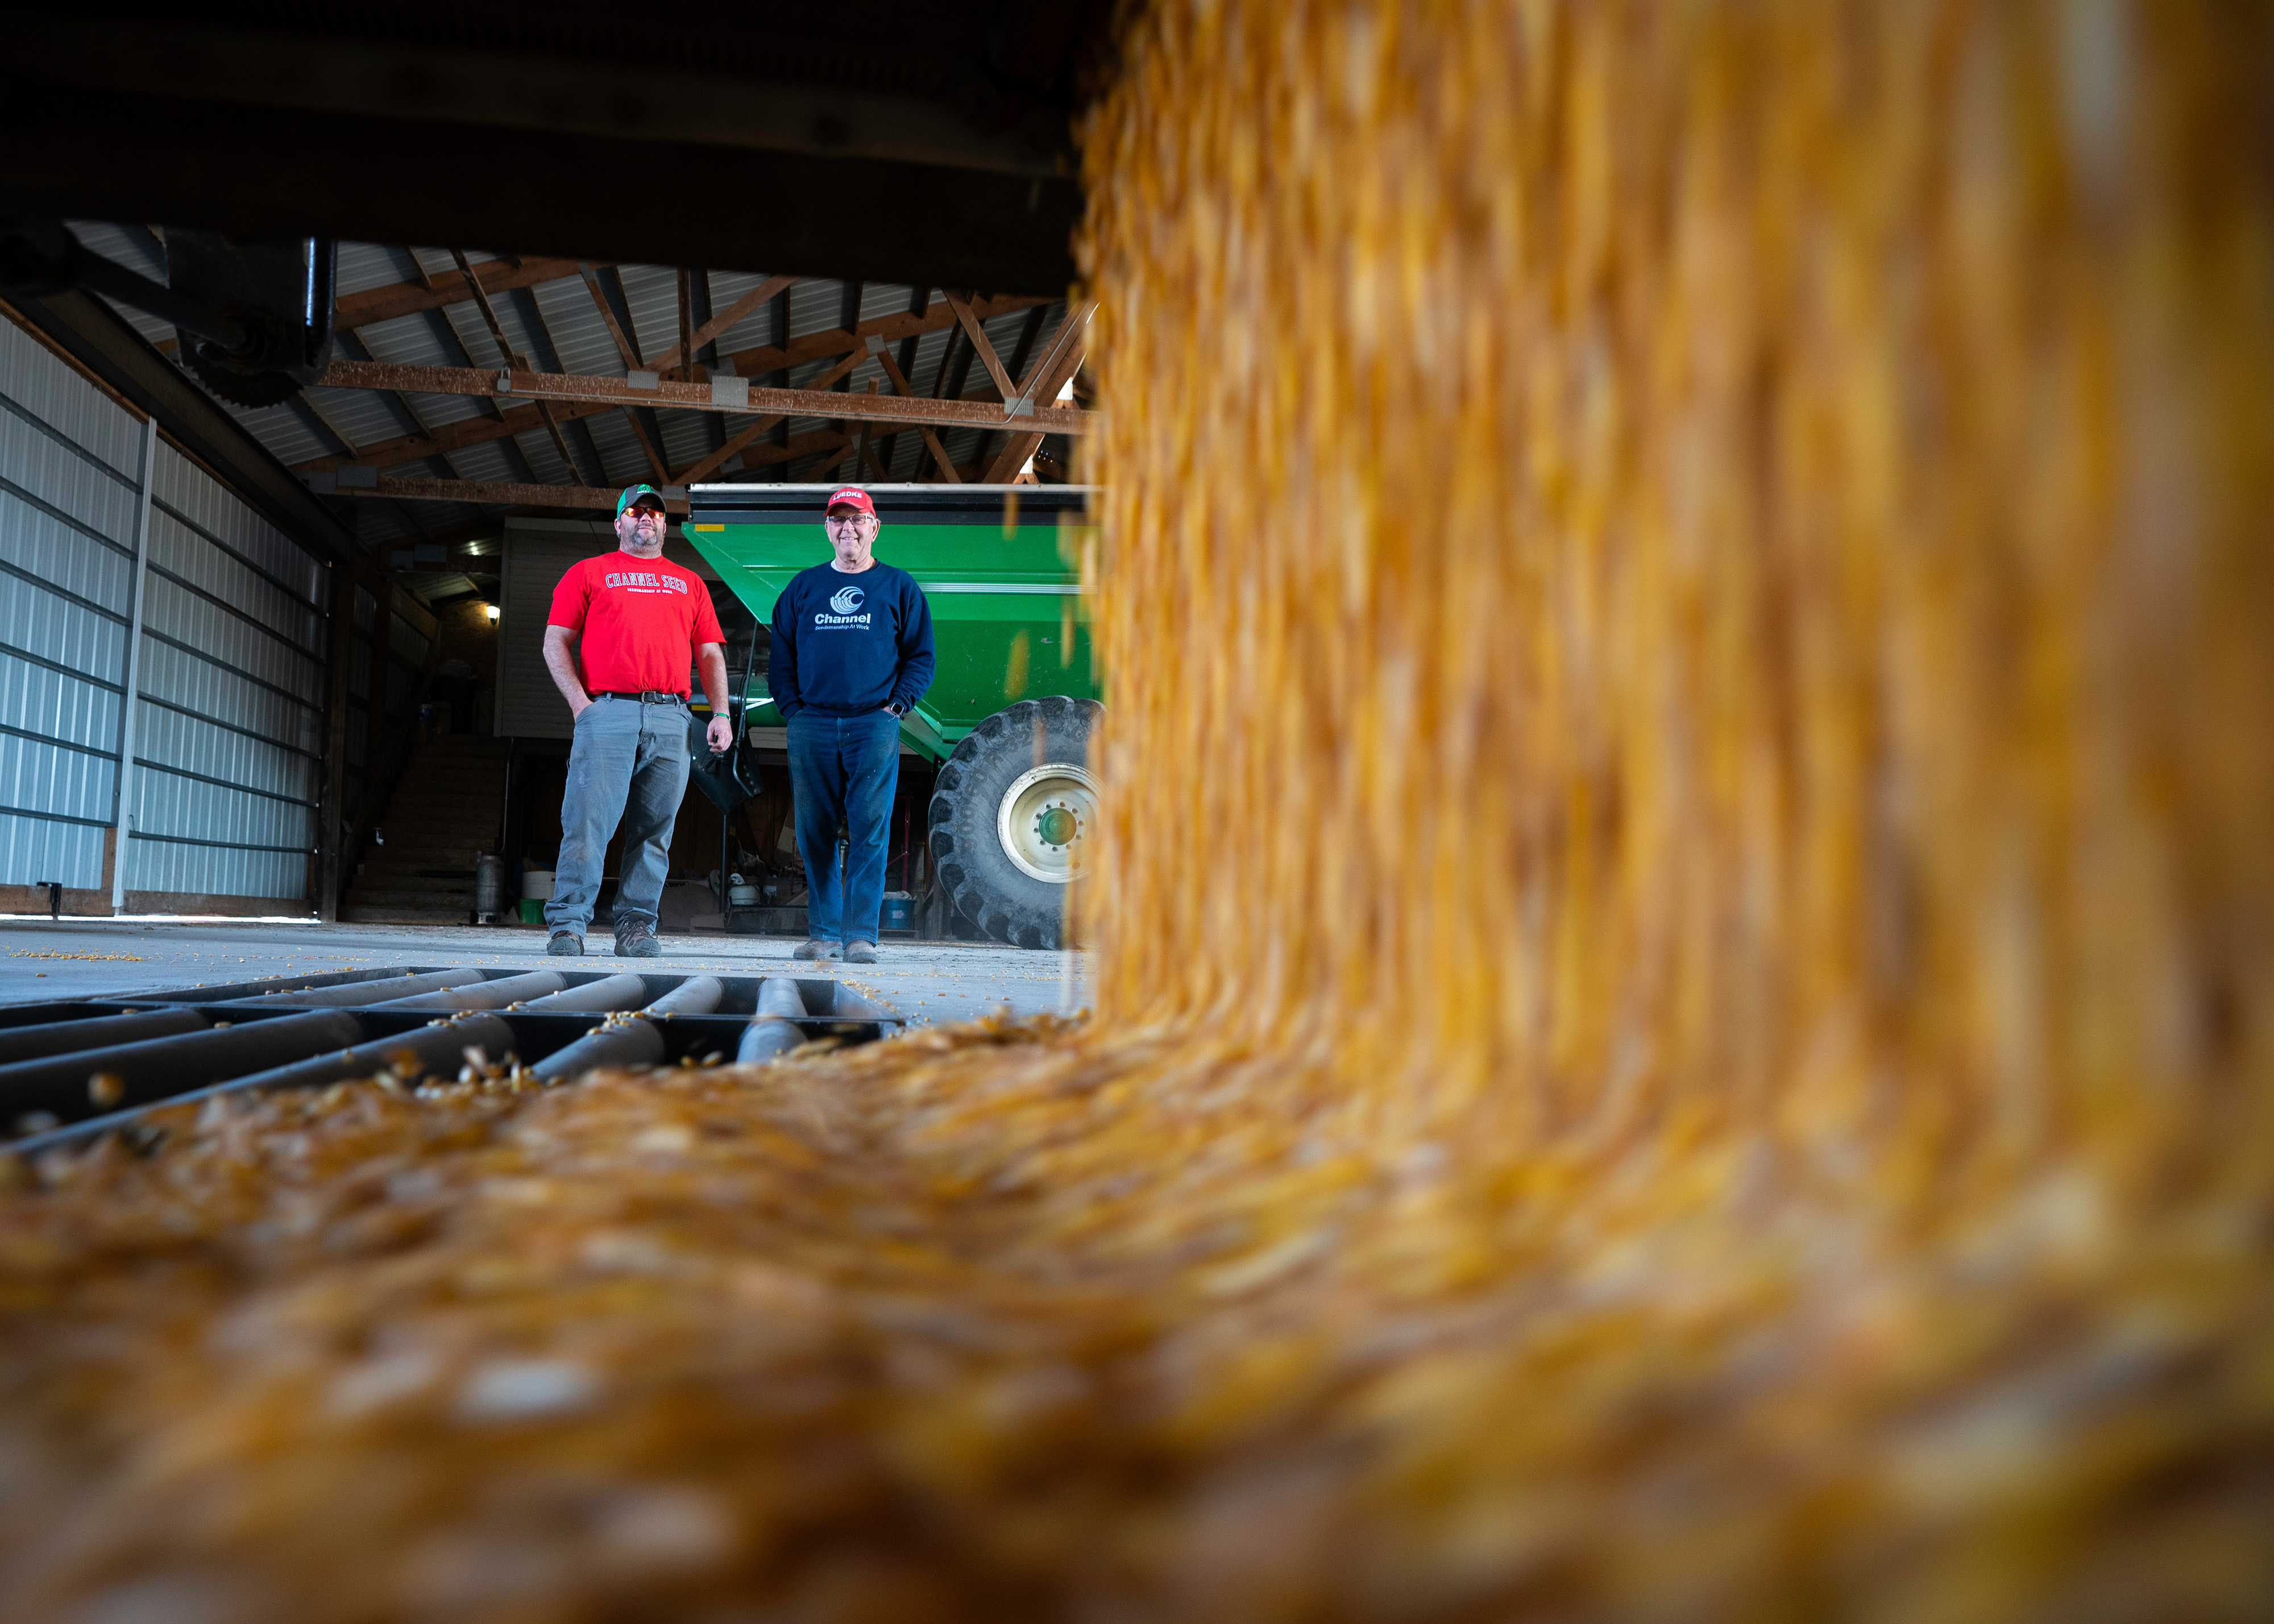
[843,940,878,965]
[792,938,837,961]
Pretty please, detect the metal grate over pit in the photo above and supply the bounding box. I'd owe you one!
[0,967,901,1156]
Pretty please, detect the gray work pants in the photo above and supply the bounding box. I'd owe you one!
[545,694,690,937]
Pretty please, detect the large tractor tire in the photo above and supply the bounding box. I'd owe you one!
[927,696,1102,949]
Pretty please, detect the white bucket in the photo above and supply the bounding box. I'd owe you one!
[521,867,555,900]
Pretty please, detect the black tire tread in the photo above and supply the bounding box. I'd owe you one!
[925,697,1101,950]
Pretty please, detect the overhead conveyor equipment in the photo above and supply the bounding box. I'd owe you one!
[0,967,903,1158]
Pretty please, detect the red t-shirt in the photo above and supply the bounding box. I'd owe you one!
[547,551,726,697]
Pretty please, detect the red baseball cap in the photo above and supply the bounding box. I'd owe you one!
[825,487,875,516]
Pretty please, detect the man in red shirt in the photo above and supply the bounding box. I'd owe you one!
[540,484,733,956]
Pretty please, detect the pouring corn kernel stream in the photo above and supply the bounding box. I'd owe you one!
[3,2,2269,1618]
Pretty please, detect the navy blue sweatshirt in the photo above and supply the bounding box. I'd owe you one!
[767,561,935,720]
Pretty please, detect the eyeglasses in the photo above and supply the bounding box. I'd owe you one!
[825,514,873,528]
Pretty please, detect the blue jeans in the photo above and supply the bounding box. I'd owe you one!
[546,694,691,937]
[787,710,901,944]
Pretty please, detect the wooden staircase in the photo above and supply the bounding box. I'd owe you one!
[341,736,508,924]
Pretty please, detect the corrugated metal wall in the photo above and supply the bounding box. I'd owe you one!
[121,443,328,900]
[0,316,139,891]
[0,311,333,907]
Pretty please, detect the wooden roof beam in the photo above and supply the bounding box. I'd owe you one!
[334,256,601,331]
[715,291,1049,391]
[620,406,672,484]
[292,376,1043,477]
[940,289,1022,404]
[982,302,1095,483]
[447,247,587,484]
[576,261,644,370]
[340,476,684,513]
[674,268,695,384]
[313,358,1095,435]
[314,432,850,508]
[673,413,787,487]
[871,342,960,483]
[509,284,609,488]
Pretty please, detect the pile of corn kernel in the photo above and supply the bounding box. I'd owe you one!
[5,0,2272,1618]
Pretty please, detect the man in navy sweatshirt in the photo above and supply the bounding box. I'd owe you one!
[767,487,935,963]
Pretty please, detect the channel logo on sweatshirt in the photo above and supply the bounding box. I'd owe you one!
[815,582,872,628]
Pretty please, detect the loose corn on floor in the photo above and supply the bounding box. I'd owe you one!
[4,1,2272,1618]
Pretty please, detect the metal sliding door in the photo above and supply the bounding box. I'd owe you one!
[0,315,140,893]
[1,310,334,909]
[495,525,600,740]
[121,442,328,902]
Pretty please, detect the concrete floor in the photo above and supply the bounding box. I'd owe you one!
[0,919,1090,1028]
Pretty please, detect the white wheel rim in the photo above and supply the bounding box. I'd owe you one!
[997,763,1098,883]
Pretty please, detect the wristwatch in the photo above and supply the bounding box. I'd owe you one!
[884,702,904,718]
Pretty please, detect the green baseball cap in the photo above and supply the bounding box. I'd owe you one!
[616,483,666,517]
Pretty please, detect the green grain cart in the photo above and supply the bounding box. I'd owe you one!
[687,484,1100,949]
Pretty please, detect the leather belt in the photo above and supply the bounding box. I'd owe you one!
[595,690,686,704]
